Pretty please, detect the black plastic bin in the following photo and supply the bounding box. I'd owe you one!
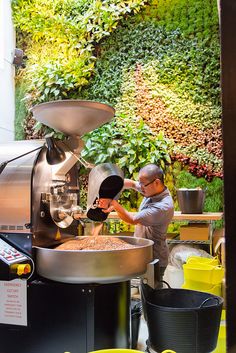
[144,288,223,353]
[131,298,142,349]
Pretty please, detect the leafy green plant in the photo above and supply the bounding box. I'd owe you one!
[143,72,221,129]
[82,115,171,175]
[12,0,147,106]
[80,18,221,177]
[15,76,28,140]
[173,145,223,173]
[81,115,171,208]
[133,0,219,42]
[84,22,220,107]
[13,0,223,213]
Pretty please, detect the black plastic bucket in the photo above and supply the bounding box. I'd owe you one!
[144,288,223,353]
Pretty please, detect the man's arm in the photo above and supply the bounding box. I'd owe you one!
[123,179,141,192]
[123,179,136,189]
[98,198,139,225]
[110,200,139,225]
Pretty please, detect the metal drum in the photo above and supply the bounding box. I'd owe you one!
[87,163,124,222]
[35,236,154,284]
[177,188,205,214]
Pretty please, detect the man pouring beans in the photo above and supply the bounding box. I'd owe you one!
[98,163,174,283]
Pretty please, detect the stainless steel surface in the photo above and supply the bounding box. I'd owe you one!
[32,148,79,246]
[0,140,44,232]
[31,100,115,136]
[35,236,154,284]
[141,259,160,289]
[0,139,80,243]
[177,188,205,214]
[87,163,124,221]
[49,193,77,228]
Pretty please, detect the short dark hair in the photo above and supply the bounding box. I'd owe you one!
[139,164,164,183]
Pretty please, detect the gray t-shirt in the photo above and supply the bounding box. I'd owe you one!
[133,188,174,267]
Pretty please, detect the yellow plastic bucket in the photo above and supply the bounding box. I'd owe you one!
[89,348,143,353]
[183,263,224,285]
[182,281,222,296]
[187,256,219,266]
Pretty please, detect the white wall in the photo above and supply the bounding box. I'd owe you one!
[0,0,15,142]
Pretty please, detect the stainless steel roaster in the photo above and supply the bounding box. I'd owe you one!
[0,100,154,353]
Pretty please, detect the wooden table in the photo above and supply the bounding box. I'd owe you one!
[172,211,223,221]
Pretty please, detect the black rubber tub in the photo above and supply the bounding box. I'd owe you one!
[144,288,223,353]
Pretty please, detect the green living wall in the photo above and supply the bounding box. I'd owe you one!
[12,0,223,214]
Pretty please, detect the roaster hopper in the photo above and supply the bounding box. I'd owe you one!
[0,100,155,353]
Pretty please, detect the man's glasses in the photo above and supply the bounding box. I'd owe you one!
[138,178,157,188]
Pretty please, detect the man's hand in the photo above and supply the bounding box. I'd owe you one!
[98,198,114,213]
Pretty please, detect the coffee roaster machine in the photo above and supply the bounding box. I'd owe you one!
[0,100,155,353]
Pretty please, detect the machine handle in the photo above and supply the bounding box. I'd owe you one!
[141,259,160,289]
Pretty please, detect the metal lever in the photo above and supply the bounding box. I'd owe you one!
[62,141,94,169]
[72,206,86,227]
[141,259,160,289]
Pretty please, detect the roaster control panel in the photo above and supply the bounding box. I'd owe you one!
[0,238,28,264]
[0,238,32,280]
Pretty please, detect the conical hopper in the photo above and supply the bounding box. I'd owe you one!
[31,100,115,136]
